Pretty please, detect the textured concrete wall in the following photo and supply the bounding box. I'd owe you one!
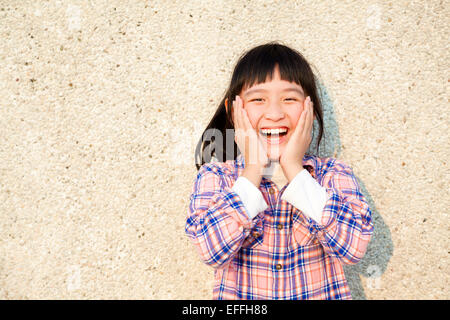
[0,0,448,299]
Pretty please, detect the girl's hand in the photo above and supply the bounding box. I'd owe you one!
[232,95,270,170]
[280,96,314,182]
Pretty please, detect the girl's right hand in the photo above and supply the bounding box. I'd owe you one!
[232,95,270,170]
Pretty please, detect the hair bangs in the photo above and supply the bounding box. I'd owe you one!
[233,43,307,93]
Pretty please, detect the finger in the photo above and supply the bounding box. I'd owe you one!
[306,98,314,139]
[292,98,308,139]
[239,98,257,163]
[234,101,247,155]
[300,97,311,141]
[301,96,312,137]
[233,99,244,148]
[236,98,249,151]
[238,96,252,132]
[233,98,242,131]
[238,96,247,131]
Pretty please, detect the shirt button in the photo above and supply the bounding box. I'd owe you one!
[269,188,275,195]
[252,231,261,238]
[277,223,283,230]
[276,264,282,270]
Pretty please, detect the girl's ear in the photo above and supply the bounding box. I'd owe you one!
[226,98,235,123]
[225,98,228,113]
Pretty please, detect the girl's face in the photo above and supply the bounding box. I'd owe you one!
[239,65,309,161]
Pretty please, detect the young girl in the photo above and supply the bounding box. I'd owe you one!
[185,42,374,300]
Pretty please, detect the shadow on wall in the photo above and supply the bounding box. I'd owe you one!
[309,79,394,300]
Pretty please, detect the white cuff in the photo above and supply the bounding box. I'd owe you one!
[232,176,269,220]
[281,169,329,224]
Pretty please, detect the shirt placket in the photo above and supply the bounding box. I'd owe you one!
[265,181,289,299]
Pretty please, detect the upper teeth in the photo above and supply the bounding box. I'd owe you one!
[261,128,287,135]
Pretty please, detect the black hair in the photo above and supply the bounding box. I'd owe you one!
[194,41,324,170]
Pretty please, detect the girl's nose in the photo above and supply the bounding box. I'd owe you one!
[264,102,285,120]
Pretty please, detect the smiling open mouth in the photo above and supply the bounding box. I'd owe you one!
[259,128,288,144]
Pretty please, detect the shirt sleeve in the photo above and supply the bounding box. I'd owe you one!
[231,176,269,220]
[185,165,265,269]
[288,161,374,265]
[281,169,329,223]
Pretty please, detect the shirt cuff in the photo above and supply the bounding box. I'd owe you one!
[232,176,269,220]
[281,169,329,224]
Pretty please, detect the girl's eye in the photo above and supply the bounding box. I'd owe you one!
[249,98,298,103]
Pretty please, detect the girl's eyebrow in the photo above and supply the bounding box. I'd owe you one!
[244,87,304,97]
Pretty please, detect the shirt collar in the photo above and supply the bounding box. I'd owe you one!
[235,153,317,179]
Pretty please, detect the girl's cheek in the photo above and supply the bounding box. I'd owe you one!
[288,107,303,126]
[245,105,261,129]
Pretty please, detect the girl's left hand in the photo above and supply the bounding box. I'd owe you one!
[279,96,314,182]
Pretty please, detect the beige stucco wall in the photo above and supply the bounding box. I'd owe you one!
[0,0,448,299]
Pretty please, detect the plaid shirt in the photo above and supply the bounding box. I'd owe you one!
[186,153,373,299]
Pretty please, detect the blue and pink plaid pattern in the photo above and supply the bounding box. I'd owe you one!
[186,153,373,299]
